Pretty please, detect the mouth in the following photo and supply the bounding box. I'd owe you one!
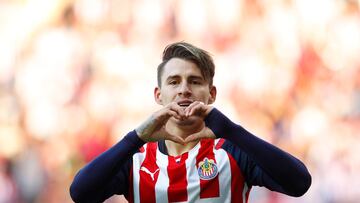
[177,100,193,107]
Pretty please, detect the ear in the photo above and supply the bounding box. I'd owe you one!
[154,87,162,105]
[208,85,217,104]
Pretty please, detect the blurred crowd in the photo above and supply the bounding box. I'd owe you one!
[0,0,360,202]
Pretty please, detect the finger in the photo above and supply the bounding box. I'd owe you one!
[185,101,200,117]
[167,109,183,120]
[169,103,186,119]
[161,103,184,119]
[184,101,199,117]
[187,102,205,117]
[184,132,202,143]
[185,127,216,143]
[156,109,178,122]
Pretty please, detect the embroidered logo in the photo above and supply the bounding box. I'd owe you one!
[140,166,159,181]
[197,158,218,180]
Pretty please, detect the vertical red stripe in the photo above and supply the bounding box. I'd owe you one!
[167,153,188,202]
[227,153,245,203]
[139,143,159,203]
[196,139,220,199]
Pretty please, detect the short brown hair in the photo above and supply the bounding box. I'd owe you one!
[157,42,215,87]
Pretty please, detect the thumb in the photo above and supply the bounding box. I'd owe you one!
[167,134,186,145]
[185,127,215,143]
[158,127,186,145]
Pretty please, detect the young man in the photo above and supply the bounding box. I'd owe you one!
[70,42,311,203]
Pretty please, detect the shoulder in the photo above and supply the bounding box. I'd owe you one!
[214,139,253,170]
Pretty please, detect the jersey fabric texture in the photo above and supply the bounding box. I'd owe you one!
[130,138,250,203]
[70,108,311,203]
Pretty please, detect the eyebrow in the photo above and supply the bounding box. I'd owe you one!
[166,75,180,81]
[166,75,204,81]
[188,75,204,80]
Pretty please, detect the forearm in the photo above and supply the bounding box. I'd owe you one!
[69,130,145,202]
[205,108,311,196]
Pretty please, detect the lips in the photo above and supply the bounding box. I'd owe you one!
[177,100,193,107]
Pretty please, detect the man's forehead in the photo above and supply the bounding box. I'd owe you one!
[162,58,203,78]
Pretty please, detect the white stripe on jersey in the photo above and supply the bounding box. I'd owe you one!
[191,139,232,203]
[132,145,147,203]
[155,147,169,202]
[186,141,201,203]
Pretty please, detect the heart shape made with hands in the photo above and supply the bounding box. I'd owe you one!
[136,102,216,145]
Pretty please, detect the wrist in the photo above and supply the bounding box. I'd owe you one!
[127,130,146,147]
[135,127,148,143]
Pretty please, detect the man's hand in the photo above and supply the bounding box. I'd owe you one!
[184,101,213,118]
[136,101,216,145]
[136,102,187,145]
[183,101,216,143]
[184,127,215,143]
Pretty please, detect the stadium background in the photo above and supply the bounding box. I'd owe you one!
[0,0,359,202]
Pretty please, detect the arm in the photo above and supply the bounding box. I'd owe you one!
[70,102,187,202]
[69,130,145,203]
[205,108,311,197]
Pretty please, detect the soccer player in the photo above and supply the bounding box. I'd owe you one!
[69,42,311,203]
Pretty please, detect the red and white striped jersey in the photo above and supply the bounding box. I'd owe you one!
[128,138,251,203]
[70,111,311,203]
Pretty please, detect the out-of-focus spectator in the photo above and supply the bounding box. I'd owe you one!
[0,158,19,203]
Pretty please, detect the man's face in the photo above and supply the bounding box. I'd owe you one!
[155,58,216,108]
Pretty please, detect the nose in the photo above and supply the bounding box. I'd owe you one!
[178,82,192,97]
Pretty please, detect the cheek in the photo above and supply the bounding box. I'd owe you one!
[196,90,211,101]
[160,90,177,102]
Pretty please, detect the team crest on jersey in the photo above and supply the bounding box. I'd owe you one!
[197,157,218,180]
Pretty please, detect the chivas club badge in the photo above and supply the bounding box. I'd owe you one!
[197,157,218,180]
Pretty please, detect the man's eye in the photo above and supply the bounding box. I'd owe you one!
[191,80,202,85]
[169,80,178,85]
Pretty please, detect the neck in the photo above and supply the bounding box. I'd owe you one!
[165,140,199,156]
[164,119,204,156]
